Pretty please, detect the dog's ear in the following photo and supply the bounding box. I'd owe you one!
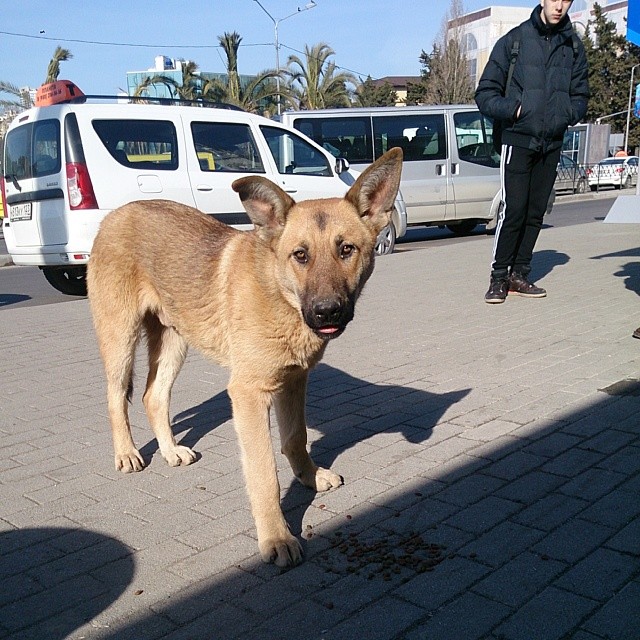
[345,147,403,235]
[232,176,296,241]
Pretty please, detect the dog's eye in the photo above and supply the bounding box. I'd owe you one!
[340,244,356,259]
[293,249,308,264]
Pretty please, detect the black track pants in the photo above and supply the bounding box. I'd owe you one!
[491,145,561,279]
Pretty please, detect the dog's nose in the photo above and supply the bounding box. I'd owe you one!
[313,298,343,325]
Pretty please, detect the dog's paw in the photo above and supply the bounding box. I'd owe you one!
[314,467,344,492]
[162,445,197,467]
[259,534,303,568]
[115,450,145,473]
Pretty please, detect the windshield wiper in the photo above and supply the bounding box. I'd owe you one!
[4,174,22,192]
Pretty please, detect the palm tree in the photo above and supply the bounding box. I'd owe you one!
[282,43,358,110]
[133,61,202,101]
[208,31,280,114]
[45,46,73,84]
[219,32,242,103]
[132,33,279,114]
[0,81,32,110]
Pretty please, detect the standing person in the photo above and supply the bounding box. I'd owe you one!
[475,0,589,304]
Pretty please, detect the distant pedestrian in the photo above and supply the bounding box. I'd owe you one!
[475,0,590,304]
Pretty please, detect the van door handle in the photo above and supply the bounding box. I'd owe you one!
[436,164,447,176]
[452,163,460,175]
[196,185,214,191]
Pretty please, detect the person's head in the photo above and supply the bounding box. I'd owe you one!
[540,0,573,25]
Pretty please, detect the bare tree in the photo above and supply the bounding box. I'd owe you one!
[423,0,474,105]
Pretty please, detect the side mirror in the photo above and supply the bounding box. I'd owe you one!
[335,157,350,175]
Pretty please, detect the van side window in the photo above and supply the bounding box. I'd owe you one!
[260,126,332,177]
[191,122,265,173]
[93,120,178,170]
[373,114,446,162]
[291,117,373,164]
[4,119,61,179]
[454,111,500,168]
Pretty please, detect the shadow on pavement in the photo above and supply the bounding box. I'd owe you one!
[8,380,638,638]
[0,527,134,639]
[283,363,471,540]
[529,249,570,282]
[52,383,638,640]
[613,262,640,296]
[0,293,31,308]
[591,248,640,302]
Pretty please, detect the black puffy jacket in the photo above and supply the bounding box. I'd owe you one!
[475,6,590,153]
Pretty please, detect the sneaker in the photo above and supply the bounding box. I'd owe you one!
[485,277,508,304]
[508,272,546,298]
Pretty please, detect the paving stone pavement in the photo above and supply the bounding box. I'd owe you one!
[0,219,639,640]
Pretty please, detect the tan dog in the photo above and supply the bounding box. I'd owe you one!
[87,148,403,567]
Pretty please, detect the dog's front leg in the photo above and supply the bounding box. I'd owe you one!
[274,370,343,492]
[228,378,302,567]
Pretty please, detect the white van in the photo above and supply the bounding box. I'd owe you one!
[281,105,503,235]
[1,86,407,295]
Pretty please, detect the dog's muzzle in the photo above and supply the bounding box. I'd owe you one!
[303,297,354,340]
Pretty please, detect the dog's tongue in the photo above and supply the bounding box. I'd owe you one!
[318,326,340,336]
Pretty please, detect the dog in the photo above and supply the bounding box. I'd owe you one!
[87,148,403,567]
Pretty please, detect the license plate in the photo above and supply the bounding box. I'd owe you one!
[9,202,32,221]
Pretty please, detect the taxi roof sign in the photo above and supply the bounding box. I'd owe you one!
[35,80,85,106]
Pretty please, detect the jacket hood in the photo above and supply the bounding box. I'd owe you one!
[530,4,572,36]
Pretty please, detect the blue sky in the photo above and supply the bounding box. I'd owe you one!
[1,0,537,95]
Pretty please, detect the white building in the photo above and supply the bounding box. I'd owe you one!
[456,6,531,87]
[570,0,629,37]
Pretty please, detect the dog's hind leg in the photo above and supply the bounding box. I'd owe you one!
[142,314,196,467]
[274,370,343,492]
[93,306,145,473]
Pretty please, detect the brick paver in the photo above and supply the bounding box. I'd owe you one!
[0,215,639,639]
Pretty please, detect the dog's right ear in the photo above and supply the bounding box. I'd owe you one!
[345,147,403,236]
[232,176,296,242]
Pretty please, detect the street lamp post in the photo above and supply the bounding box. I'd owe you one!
[595,110,628,125]
[252,0,317,116]
[624,63,640,154]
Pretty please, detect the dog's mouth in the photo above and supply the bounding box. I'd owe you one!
[313,324,346,340]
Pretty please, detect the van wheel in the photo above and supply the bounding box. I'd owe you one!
[42,266,88,296]
[446,220,477,236]
[375,223,396,256]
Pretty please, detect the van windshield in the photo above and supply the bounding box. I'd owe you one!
[4,119,61,180]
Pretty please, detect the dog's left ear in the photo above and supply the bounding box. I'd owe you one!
[345,147,403,235]
[232,176,296,241]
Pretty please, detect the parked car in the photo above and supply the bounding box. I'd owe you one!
[281,105,503,236]
[587,156,639,191]
[1,81,407,295]
[555,154,587,194]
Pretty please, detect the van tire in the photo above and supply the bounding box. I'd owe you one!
[446,220,478,236]
[375,223,396,256]
[42,266,88,296]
